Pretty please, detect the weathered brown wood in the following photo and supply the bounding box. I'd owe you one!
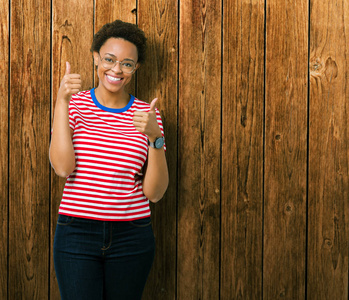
[0,0,9,299]
[263,0,308,298]
[308,0,349,299]
[50,1,94,298]
[94,0,137,95]
[177,0,221,299]
[9,0,51,298]
[3,0,349,299]
[137,0,178,299]
[221,0,264,298]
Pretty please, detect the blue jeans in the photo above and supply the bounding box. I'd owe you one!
[53,214,155,300]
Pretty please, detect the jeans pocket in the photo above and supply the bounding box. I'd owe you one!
[128,217,152,228]
[57,214,75,226]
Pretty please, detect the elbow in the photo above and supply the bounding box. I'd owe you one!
[49,150,75,177]
[144,189,166,203]
[51,165,75,178]
[148,194,164,203]
[50,157,75,178]
[145,178,169,203]
[54,168,74,178]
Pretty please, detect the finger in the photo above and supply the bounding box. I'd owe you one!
[149,98,158,112]
[132,115,145,122]
[133,124,144,132]
[70,89,80,94]
[67,78,82,84]
[65,61,71,75]
[67,74,81,80]
[133,111,147,117]
[69,84,82,89]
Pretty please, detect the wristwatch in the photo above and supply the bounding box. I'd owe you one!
[148,136,165,149]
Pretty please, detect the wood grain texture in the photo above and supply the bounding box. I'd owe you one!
[178,0,221,299]
[9,0,51,298]
[308,0,349,298]
[137,0,178,299]
[221,0,264,298]
[264,0,308,298]
[94,0,137,94]
[2,0,349,298]
[0,0,9,299]
[50,0,94,298]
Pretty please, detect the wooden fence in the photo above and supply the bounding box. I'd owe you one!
[1,0,348,299]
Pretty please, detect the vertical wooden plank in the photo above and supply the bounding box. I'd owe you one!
[221,0,264,298]
[96,0,136,24]
[50,0,94,298]
[263,0,308,298]
[178,0,221,299]
[94,0,137,94]
[137,1,178,299]
[308,0,349,298]
[0,0,9,299]
[9,0,50,298]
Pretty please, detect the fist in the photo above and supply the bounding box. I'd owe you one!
[57,61,82,102]
[133,98,162,141]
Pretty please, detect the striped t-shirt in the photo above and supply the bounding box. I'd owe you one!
[58,88,165,221]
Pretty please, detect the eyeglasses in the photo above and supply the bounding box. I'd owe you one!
[98,53,136,74]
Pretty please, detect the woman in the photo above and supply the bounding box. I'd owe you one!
[49,19,168,299]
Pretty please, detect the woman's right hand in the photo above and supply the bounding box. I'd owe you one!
[57,61,82,102]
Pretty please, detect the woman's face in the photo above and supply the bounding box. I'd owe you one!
[93,38,139,95]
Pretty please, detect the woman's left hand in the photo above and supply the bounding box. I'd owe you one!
[133,98,162,141]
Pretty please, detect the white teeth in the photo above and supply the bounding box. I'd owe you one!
[107,75,121,82]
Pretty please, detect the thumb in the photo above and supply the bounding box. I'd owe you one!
[65,61,71,75]
[149,98,158,112]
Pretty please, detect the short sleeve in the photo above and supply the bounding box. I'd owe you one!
[68,99,76,131]
[155,108,166,151]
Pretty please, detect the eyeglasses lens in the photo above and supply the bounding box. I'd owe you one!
[101,57,135,74]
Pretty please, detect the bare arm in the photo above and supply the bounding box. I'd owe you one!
[142,141,168,203]
[133,98,169,202]
[49,62,81,177]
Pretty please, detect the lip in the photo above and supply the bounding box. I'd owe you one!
[105,74,123,84]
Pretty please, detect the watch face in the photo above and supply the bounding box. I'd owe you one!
[155,137,164,148]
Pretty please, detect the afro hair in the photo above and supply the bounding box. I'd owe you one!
[91,20,147,64]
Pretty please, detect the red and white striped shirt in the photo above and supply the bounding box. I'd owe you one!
[58,89,165,221]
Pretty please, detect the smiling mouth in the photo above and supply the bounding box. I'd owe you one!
[106,75,123,82]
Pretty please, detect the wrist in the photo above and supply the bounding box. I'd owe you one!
[147,129,162,143]
[148,136,165,149]
[56,97,70,107]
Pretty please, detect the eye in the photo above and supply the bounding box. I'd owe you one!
[104,57,115,63]
[122,61,134,68]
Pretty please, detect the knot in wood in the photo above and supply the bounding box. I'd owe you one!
[323,238,332,249]
[310,57,324,76]
[284,203,293,214]
[324,57,338,82]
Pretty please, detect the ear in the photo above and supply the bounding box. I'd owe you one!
[93,52,99,66]
[133,63,141,73]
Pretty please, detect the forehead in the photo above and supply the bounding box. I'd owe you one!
[100,38,138,61]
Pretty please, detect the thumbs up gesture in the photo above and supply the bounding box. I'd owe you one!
[133,98,162,142]
[57,61,82,102]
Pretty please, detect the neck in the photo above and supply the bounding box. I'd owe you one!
[94,86,130,109]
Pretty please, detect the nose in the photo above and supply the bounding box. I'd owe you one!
[111,61,122,73]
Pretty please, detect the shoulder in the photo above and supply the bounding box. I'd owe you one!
[132,97,151,110]
[131,97,157,113]
[70,89,93,106]
[131,97,161,114]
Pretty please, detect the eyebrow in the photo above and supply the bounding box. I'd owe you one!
[104,53,135,62]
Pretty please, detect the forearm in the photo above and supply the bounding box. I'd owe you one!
[142,147,169,203]
[49,99,76,177]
